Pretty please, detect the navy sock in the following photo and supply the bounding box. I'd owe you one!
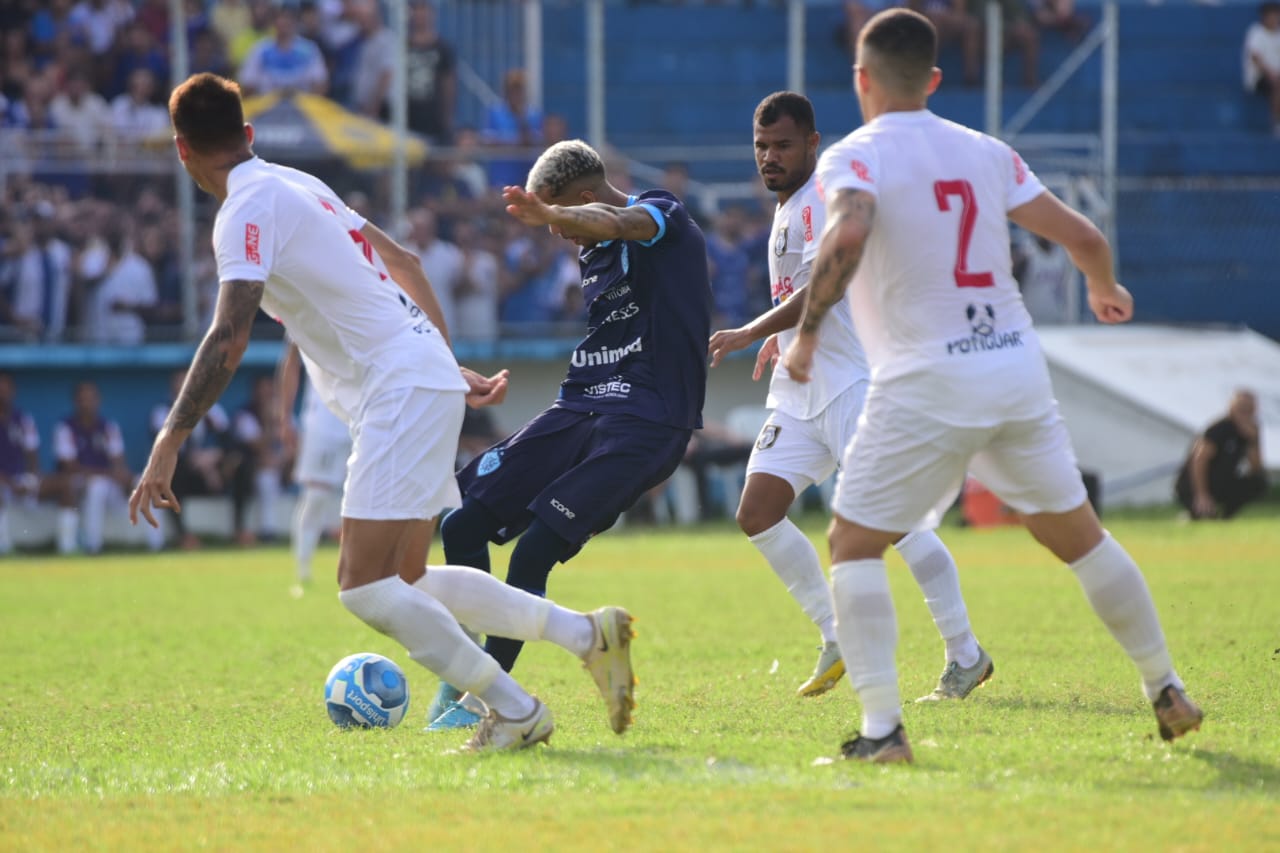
[484,519,572,672]
[440,499,501,575]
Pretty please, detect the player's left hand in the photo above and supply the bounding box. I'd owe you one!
[708,327,753,368]
[462,367,510,408]
[782,335,817,384]
[129,445,181,528]
[1087,282,1133,324]
[503,186,554,227]
[752,334,780,382]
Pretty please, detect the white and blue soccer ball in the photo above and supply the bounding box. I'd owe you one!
[324,652,410,729]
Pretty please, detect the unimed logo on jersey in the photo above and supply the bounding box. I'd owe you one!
[850,160,872,183]
[244,223,261,264]
[801,206,814,242]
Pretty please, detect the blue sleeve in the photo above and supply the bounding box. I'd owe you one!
[634,196,685,247]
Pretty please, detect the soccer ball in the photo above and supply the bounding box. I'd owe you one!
[324,652,410,728]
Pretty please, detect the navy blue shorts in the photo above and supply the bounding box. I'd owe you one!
[456,406,692,555]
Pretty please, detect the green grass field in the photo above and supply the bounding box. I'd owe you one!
[2,515,1278,851]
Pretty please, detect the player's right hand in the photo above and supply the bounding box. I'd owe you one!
[1087,282,1133,324]
[707,327,751,368]
[782,335,817,384]
[752,335,780,382]
[462,367,510,408]
[129,444,181,529]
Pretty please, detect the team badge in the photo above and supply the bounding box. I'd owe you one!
[773,226,788,257]
[477,449,502,476]
[756,424,781,451]
[966,303,996,336]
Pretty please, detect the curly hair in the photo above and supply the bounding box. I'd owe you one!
[525,140,605,197]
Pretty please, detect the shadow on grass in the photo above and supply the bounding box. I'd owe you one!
[974,694,1138,718]
[1192,749,1280,792]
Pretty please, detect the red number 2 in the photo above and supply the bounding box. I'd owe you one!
[933,180,994,288]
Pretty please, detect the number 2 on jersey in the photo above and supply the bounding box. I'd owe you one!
[933,180,994,288]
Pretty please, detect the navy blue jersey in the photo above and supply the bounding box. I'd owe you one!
[554,190,711,430]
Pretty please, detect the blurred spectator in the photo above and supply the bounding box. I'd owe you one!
[1031,0,1088,42]
[5,72,56,131]
[500,225,572,328]
[109,67,168,141]
[106,19,168,100]
[403,206,461,336]
[969,0,1040,88]
[840,1,902,58]
[405,0,456,144]
[1176,390,1268,520]
[133,0,167,44]
[0,0,30,34]
[150,368,229,550]
[238,4,328,97]
[3,28,35,100]
[135,219,185,334]
[0,202,73,342]
[226,374,285,547]
[1012,229,1073,325]
[660,161,710,226]
[211,0,254,65]
[27,0,76,72]
[0,372,69,554]
[1244,0,1280,138]
[188,26,231,79]
[483,68,543,189]
[53,380,159,553]
[451,218,501,343]
[82,219,156,345]
[49,66,111,155]
[348,0,395,119]
[910,0,981,86]
[704,204,751,329]
[226,0,274,72]
[68,0,132,57]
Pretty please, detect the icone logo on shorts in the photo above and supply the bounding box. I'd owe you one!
[550,498,576,519]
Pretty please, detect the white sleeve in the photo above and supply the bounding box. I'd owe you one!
[1004,143,1047,211]
[816,137,880,205]
[213,199,273,283]
[53,422,75,463]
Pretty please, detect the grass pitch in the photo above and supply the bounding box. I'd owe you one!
[2,514,1278,851]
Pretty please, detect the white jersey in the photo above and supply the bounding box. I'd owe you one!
[213,158,467,423]
[767,174,867,420]
[817,110,1053,427]
[300,372,353,443]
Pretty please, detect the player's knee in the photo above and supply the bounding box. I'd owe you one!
[736,500,782,537]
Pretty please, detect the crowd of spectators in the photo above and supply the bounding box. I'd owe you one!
[0,0,781,345]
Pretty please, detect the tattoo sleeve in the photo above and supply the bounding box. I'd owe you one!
[797,189,876,335]
[553,203,658,242]
[164,279,265,434]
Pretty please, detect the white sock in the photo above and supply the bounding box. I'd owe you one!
[255,469,282,536]
[1069,533,1181,701]
[81,476,114,554]
[0,506,12,554]
[896,530,979,668]
[750,518,837,644]
[339,576,504,698]
[831,559,901,739]
[544,607,595,658]
[475,673,537,720]
[293,487,333,582]
[415,566,556,642]
[57,507,79,554]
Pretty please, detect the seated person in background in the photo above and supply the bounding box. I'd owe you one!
[150,368,230,550]
[54,380,162,553]
[0,372,69,554]
[225,373,285,547]
[1031,0,1088,43]
[1243,1,1280,138]
[1176,389,1268,520]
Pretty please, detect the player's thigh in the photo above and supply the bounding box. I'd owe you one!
[456,408,589,528]
[967,410,1087,516]
[339,517,434,590]
[342,387,464,524]
[532,417,691,550]
[833,395,980,535]
[744,407,835,499]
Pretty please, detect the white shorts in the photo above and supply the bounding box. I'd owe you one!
[294,423,353,489]
[746,381,867,496]
[832,391,1088,533]
[341,387,465,521]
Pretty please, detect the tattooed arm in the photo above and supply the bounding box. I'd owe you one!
[502,186,659,243]
[782,189,875,383]
[130,279,264,527]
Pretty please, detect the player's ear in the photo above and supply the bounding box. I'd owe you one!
[244,123,255,146]
[926,67,942,96]
[174,135,190,162]
[578,189,596,205]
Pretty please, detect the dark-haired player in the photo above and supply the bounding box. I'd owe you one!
[433,139,711,728]
[709,91,991,702]
[130,73,638,752]
[783,9,1202,762]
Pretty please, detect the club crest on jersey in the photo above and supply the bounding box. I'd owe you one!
[946,303,1023,356]
[756,424,781,451]
[967,303,996,336]
[773,227,788,257]
[477,449,502,476]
